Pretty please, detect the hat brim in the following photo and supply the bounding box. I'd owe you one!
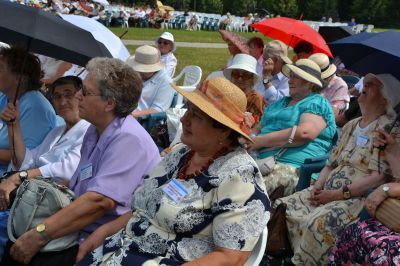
[171,84,253,142]
[280,55,292,65]
[129,55,165,72]
[321,64,337,79]
[223,66,259,85]
[282,64,323,88]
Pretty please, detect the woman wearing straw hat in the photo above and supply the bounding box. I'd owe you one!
[155,32,177,77]
[224,53,265,128]
[309,53,350,121]
[271,73,400,265]
[248,59,336,196]
[127,45,175,117]
[75,77,270,266]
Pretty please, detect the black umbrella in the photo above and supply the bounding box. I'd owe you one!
[329,31,400,79]
[0,0,112,67]
[318,26,354,43]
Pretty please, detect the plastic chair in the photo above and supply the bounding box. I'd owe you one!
[172,65,202,107]
[244,227,268,266]
[341,75,360,89]
[295,130,339,191]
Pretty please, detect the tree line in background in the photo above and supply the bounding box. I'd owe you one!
[127,0,399,28]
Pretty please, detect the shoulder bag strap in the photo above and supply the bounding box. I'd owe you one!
[274,125,298,160]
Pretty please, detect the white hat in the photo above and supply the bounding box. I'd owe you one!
[308,53,337,79]
[126,45,164,73]
[223,54,259,85]
[155,32,176,52]
[364,73,400,113]
[282,59,323,88]
[264,40,292,64]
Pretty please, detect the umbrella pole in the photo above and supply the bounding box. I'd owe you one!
[13,38,32,105]
[119,30,128,39]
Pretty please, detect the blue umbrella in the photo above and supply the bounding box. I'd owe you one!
[329,31,400,79]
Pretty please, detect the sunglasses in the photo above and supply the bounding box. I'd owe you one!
[231,70,254,80]
[158,40,171,46]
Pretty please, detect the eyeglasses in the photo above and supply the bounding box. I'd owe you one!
[52,91,76,101]
[81,86,102,97]
[231,70,254,80]
[157,40,171,46]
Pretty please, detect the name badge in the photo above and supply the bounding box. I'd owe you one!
[162,178,188,203]
[80,163,93,181]
[356,135,369,146]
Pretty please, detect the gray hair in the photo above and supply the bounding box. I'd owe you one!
[86,58,142,117]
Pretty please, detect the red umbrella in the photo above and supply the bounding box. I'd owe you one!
[251,17,333,58]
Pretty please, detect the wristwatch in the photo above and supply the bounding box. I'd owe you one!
[263,78,272,85]
[18,170,28,183]
[342,185,351,199]
[36,223,51,242]
[383,183,390,196]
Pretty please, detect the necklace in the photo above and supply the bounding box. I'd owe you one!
[177,147,230,180]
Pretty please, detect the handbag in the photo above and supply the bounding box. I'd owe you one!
[255,126,297,176]
[7,177,79,252]
[375,198,400,233]
[265,202,293,257]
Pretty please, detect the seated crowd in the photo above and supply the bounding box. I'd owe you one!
[0,28,399,266]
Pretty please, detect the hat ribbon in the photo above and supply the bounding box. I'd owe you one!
[199,81,253,134]
[296,65,321,79]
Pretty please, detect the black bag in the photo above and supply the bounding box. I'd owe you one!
[265,202,293,257]
[150,122,170,149]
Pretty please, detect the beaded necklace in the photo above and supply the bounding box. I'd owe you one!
[177,147,230,180]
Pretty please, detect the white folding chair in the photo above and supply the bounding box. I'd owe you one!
[172,65,202,108]
[244,227,268,266]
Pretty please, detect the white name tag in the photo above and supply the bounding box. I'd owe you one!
[80,163,93,181]
[356,135,369,146]
[162,178,188,203]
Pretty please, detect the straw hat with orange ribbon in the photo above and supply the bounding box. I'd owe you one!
[172,77,255,142]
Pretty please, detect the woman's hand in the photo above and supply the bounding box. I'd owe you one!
[76,227,109,263]
[374,128,399,154]
[308,188,342,206]
[0,174,20,210]
[0,102,20,125]
[245,136,265,151]
[10,228,47,264]
[365,185,388,217]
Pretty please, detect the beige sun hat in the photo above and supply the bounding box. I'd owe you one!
[264,40,292,64]
[282,59,323,88]
[308,53,337,79]
[223,53,259,85]
[126,45,164,73]
[171,77,254,142]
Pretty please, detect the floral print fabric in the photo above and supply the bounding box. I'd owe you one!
[78,144,270,266]
[273,115,398,266]
[329,219,400,266]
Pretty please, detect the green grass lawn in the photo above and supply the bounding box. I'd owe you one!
[110,27,272,43]
[127,45,230,80]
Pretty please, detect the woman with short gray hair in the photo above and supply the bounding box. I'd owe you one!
[86,58,143,116]
[4,57,161,265]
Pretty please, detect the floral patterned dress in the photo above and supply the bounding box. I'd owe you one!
[329,219,400,265]
[274,115,399,266]
[77,144,270,266]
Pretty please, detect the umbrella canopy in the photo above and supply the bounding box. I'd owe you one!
[61,14,130,61]
[91,0,109,6]
[251,17,333,57]
[0,1,112,66]
[329,31,400,79]
[318,26,354,43]
[219,30,249,54]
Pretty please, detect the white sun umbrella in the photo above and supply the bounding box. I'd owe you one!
[61,14,130,61]
[91,0,110,6]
